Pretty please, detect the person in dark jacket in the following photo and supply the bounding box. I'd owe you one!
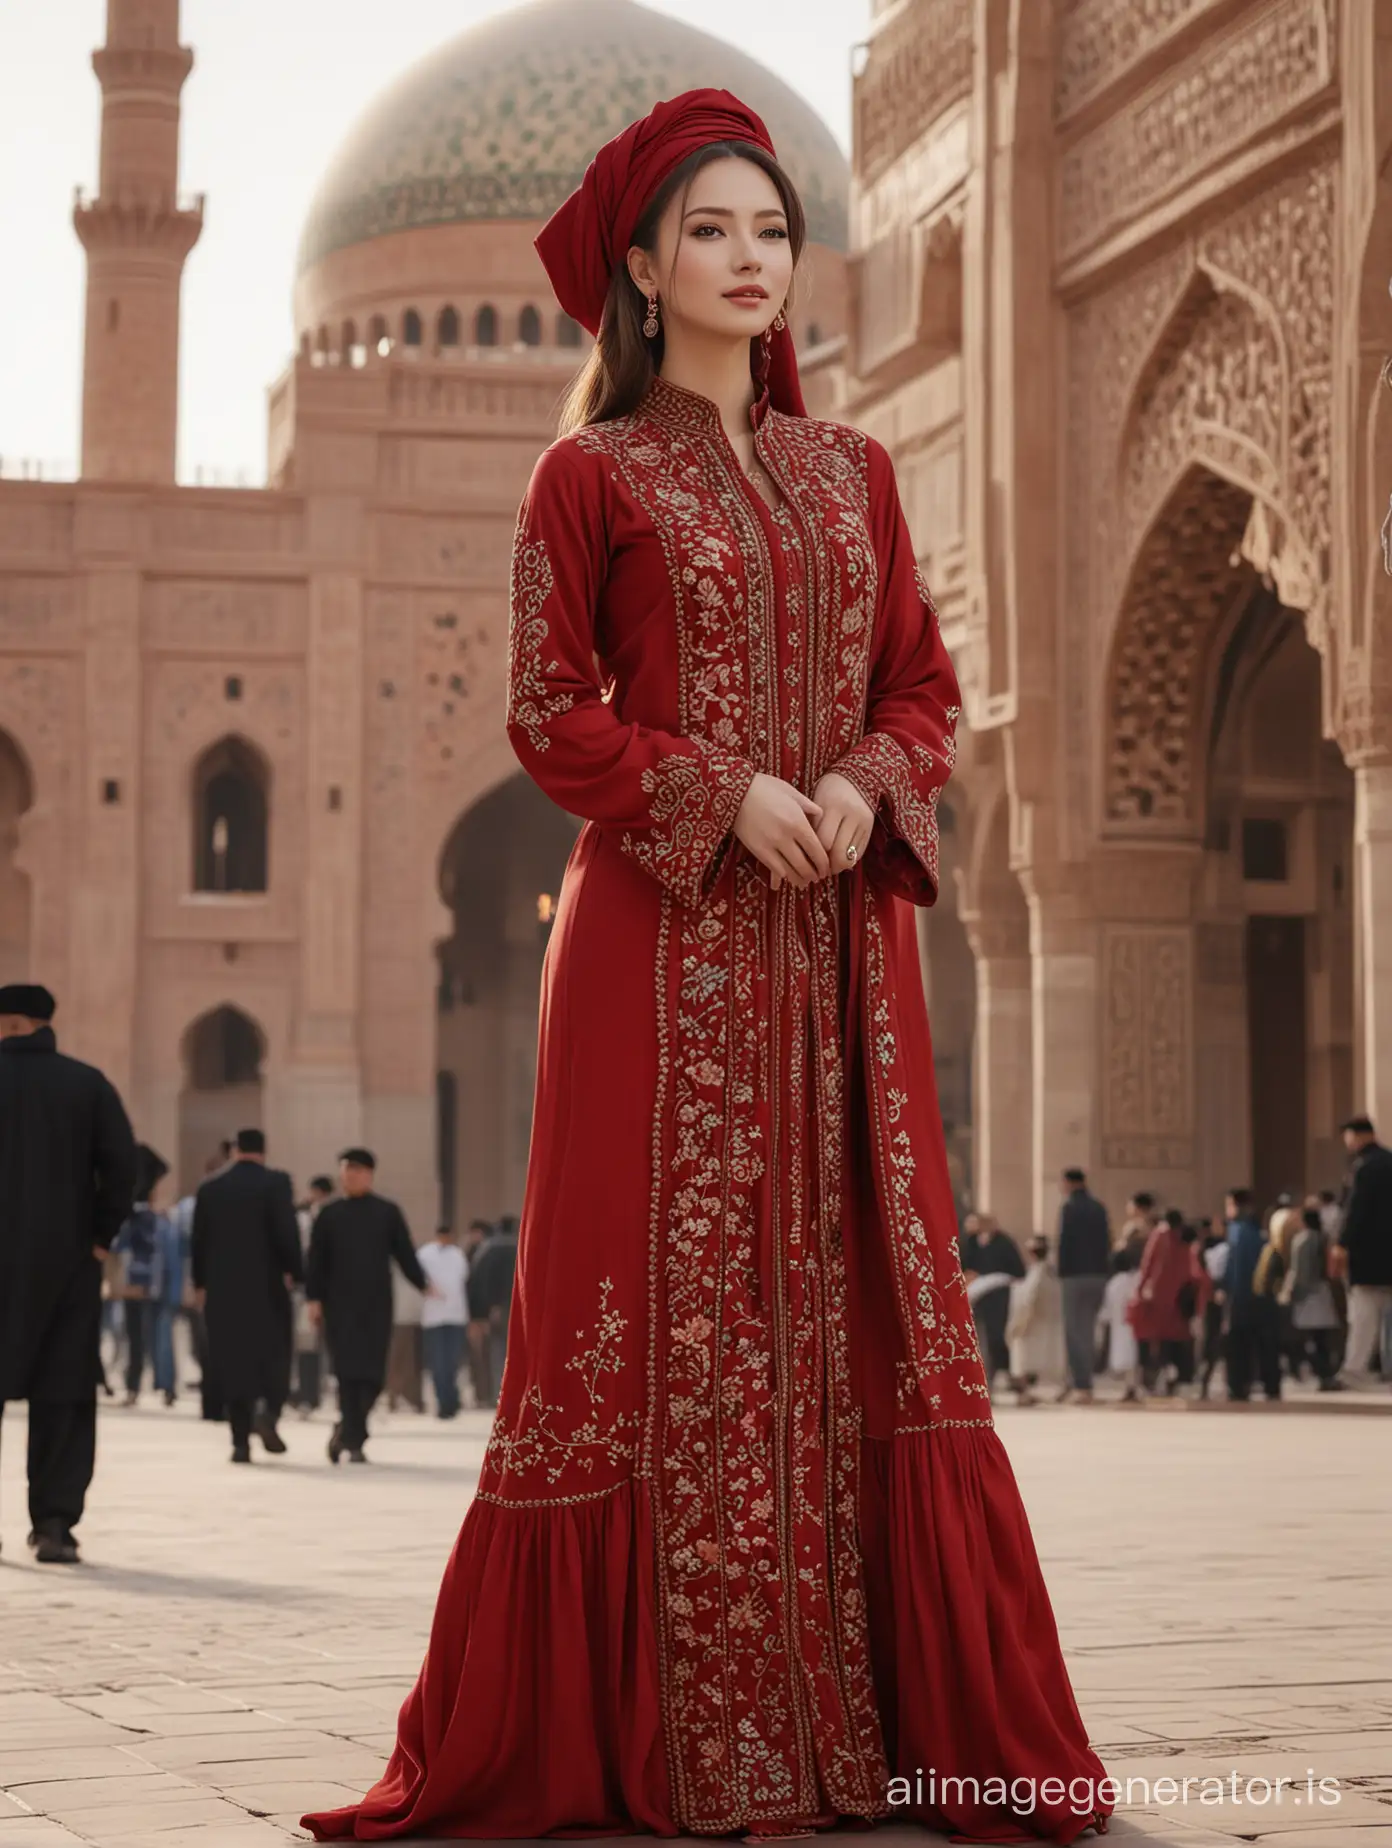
[957,1212,1026,1394]
[0,984,136,1563]
[306,1148,428,1462]
[1335,1116,1392,1387]
[1221,1187,1280,1401]
[1055,1168,1111,1401]
[467,1213,519,1406]
[190,1128,302,1463]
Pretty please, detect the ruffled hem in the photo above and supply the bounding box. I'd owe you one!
[302,1429,1111,1843]
[861,1426,1112,1845]
[301,1481,673,1840]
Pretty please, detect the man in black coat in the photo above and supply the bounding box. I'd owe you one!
[0,984,136,1563]
[1056,1167,1112,1402]
[307,1148,427,1462]
[191,1127,302,1462]
[1336,1115,1392,1388]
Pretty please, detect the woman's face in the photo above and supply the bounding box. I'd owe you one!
[630,155,795,345]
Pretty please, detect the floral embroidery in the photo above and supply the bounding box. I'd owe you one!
[827,730,951,893]
[479,1279,641,1494]
[860,897,992,1424]
[618,740,756,909]
[495,386,969,1829]
[504,528,573,753]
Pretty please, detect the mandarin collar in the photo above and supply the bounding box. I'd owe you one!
[641,374,772,437]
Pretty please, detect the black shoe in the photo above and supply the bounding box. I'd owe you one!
[253,1413,287,1454]
[230,1443,252,1463]
[327,1423,344,1465]
[163,1390,176,1407]
[30,1525,79,1564]
[347,1448,368,1463]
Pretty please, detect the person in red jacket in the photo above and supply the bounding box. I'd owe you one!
[1128,1209,1210,1395]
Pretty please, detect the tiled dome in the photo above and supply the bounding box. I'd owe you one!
[297,0,849,274]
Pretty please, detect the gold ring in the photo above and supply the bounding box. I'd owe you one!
[846,842,858,861]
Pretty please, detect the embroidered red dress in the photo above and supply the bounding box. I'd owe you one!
[303,377,1110,1843]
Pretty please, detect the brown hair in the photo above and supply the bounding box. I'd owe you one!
[557,141,806,436]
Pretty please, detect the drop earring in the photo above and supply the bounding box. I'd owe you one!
[643,293,660,339]
[773,306,788,331]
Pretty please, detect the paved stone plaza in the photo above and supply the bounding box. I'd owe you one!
[0,1399,1389,1848]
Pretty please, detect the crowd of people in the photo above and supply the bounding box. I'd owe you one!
[959,1118,1392,1406]
[105,1132,521,1464]
[0,980,521,1564]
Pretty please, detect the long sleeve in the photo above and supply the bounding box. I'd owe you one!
[305,1213,328,1304]
[824,438,961,907]
[270,1172,303,1283]
[91,1076,137,1251]
[505,440,758,908]
[389,1204,428,1294]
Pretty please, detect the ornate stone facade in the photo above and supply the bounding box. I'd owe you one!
[848,0,1390,1228]
[0,0,849,1239]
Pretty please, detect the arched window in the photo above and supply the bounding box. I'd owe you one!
[192,737,270,894]
[298,330,312,361]
[806,322,823,348]
[403,307,423,348]
[438,305,461,348]
[556,312,582,349]
[368,314,390,357]
[340,319,357,366]
[315,325,331,368]
[475,304,498,347]
[518,303,542,347]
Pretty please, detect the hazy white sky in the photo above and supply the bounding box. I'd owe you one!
[0,0,868,484]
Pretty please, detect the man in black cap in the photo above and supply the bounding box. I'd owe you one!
[307,1148,429,1462]
[190,1127,302,1462]
[0,984,136,1563]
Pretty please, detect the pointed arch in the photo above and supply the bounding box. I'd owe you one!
[191,735,270,893]
[475,304,498,347]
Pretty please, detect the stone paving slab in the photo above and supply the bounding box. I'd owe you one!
[1,1398,1390,1846]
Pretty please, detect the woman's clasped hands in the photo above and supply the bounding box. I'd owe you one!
[733,770,874,893]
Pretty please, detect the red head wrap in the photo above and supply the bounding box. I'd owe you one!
[535,87,807,417]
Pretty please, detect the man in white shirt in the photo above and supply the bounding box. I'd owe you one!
[418,1225,468,1419]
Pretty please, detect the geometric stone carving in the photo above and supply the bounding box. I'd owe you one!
[1059,0,1333,260]
[1101,924,1193,1169]
[1107,468,1254,824]
[1056,0,1217,121]
[854,0,970,183]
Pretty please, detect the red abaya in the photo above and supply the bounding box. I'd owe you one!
[303,376,1112,1842]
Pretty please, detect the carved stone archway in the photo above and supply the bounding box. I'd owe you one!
[1104,465,1258,833]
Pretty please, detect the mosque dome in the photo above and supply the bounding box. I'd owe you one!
[296,0,849,277]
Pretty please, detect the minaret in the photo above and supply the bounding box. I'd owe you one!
[74,0,203,483]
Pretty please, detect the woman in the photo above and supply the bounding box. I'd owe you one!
[1127,1209,1208,1395]
[303,92,1109,1845]
[1283,1204,1342,1388]
[1005,1234,1066,1406]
